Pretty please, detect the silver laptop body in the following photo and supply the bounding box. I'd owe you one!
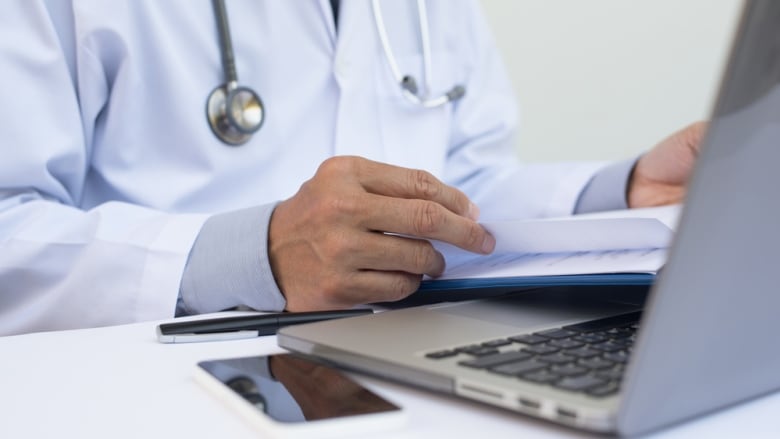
[279,1,780,435]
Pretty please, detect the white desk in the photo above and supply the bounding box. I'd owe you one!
[1,313,778,438]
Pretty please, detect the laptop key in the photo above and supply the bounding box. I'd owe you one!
[537,353,573,365]
[521,344,560,355]
[550,364,588,377]
[564,347,601,359]
[508,334,548,345]
[457,345,500,357]
[481,338,512,348]
[548,338,585,349]
[553,375,606,392]
[534,328,577,339]
[489,359,547,376]
[425,349,458,359]
[458,351,532,369]
[573,333,608,344]
[591,341,624,353]
[578,357,614,370]
[606,327,634,339]
[586,381,621,398]
[609,338,633,348]
[603,350,630,363]
[467,347,501,357]
[596,366,625,381]
[521,370,561,384]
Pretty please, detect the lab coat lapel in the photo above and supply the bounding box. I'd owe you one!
[316,0,337,47]
[329,0,387,162]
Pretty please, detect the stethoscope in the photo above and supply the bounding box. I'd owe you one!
[206,0,467,146]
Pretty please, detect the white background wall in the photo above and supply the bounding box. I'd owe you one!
[480,0,744,162]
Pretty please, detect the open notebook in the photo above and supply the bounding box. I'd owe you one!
[419,205,681,292]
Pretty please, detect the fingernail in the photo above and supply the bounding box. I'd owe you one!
[467,202,480,221]
[481,233,496,254]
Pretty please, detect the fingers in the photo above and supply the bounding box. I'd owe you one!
[315,157,495,254]
[283,270,423,312]
[352,233,446,277]
[360,194,495,254]
[354,159,480,220]
[334,270,423,305]
[683,121,708,156]
[277,231,446,311]
[628,121,707,208]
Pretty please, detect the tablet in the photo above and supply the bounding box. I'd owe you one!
[195,354,406,438]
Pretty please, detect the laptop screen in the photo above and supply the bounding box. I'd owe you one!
[618,0,780,435]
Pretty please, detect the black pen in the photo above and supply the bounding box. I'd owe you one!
[156,309,373,343]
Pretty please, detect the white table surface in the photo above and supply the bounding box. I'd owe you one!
[1,313,778,438]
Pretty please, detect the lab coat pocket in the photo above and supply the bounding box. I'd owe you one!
[374,52,461,179]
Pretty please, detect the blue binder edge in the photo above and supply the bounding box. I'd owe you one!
[417,273,655,292]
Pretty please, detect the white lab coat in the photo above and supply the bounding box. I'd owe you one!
[0,0,603,335]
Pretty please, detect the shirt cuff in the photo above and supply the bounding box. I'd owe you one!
[574,157,638,214]
[178,203,286,315]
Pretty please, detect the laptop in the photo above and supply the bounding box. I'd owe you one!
[278,1,780,435]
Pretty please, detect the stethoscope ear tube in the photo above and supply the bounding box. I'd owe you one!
[372,0,466,108]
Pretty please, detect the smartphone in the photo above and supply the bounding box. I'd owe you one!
[195,354,406,438]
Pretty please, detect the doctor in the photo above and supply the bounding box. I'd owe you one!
[0,0,702,335]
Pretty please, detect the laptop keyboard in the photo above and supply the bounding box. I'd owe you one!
[424,311,640,398]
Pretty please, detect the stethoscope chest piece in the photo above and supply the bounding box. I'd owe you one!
[206,82,265,146]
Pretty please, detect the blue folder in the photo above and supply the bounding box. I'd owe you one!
[376,272,656,308]
[418,272,656,292]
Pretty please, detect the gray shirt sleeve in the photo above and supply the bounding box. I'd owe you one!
[574,157,638,214]
[177,203,286,316]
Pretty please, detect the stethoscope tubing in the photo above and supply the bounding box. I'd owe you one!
[208,0,465,145]
[212,0,238,85]
[372,0,465,108]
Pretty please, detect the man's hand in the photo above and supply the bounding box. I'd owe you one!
[269,156,495,311]
[628,121,707,208]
